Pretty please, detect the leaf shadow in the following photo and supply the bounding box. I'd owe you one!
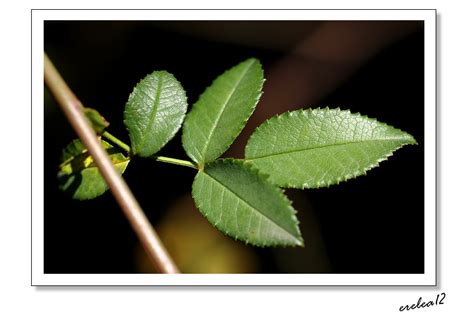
[57,146,123,197]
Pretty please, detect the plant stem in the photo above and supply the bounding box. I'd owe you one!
[44,53,180,274]
[103,131,131,153]
[155,156,197,169]
[102,131,197,169]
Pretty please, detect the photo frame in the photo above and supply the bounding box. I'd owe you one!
[32,9,437,286]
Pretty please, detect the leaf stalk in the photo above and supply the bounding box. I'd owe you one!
[155,156,197,169]
[103,131,131,153]
[103,131,196,169]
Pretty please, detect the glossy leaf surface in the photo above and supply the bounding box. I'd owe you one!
[182,58,264,165]
[245,108,416,188]
[124,71,187,157]
[192,159,303,247]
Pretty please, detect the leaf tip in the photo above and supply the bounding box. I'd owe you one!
[295,237,305,247]
[406,133,418,145]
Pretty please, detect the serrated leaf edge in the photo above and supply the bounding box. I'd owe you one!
[244,107,417,189]
[182,58,264,165]
[124,70,188,157]
[191,158,304,247]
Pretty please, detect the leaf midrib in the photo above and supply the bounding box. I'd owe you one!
[201,170,299,242]
[247,136,414,160]
[199,60,255,162]
[135,75,164,153]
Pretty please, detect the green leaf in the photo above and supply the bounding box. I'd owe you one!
[192,159,303,247]
[124,71,187,157]
[58,139,130,200]
[182,58,264,165]
[84,107,109,134]
[245,108,417,189]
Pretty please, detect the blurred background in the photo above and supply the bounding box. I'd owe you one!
[44,20,424,274]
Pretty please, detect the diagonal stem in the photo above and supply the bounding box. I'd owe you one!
[103,131,131,153]
[44,53,179,274]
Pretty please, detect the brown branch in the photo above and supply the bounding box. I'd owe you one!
[44,53,180,274]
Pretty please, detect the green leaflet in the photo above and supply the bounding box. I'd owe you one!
[124,71,187,157]
[182,58,264,165]
[57,57,420,251]
[192,159,303,247]
[84,107,109,134]
[245,108,417,189]
[58,139,130,200]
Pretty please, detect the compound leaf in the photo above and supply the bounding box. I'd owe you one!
[182,58,264,165]
[192,159,303,247]
[245,108,417,189]
[124,71,187,157]
[58,139,130,200]
[84,107,109,134]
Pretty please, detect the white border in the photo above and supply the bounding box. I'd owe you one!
[32,9,436,286]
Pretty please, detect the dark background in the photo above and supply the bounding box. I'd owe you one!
[44,21,424,274]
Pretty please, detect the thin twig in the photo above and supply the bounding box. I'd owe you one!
[103,131,197,169]
[155,156,197,169]
[103,131,131,153]
[44,53,180,274]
